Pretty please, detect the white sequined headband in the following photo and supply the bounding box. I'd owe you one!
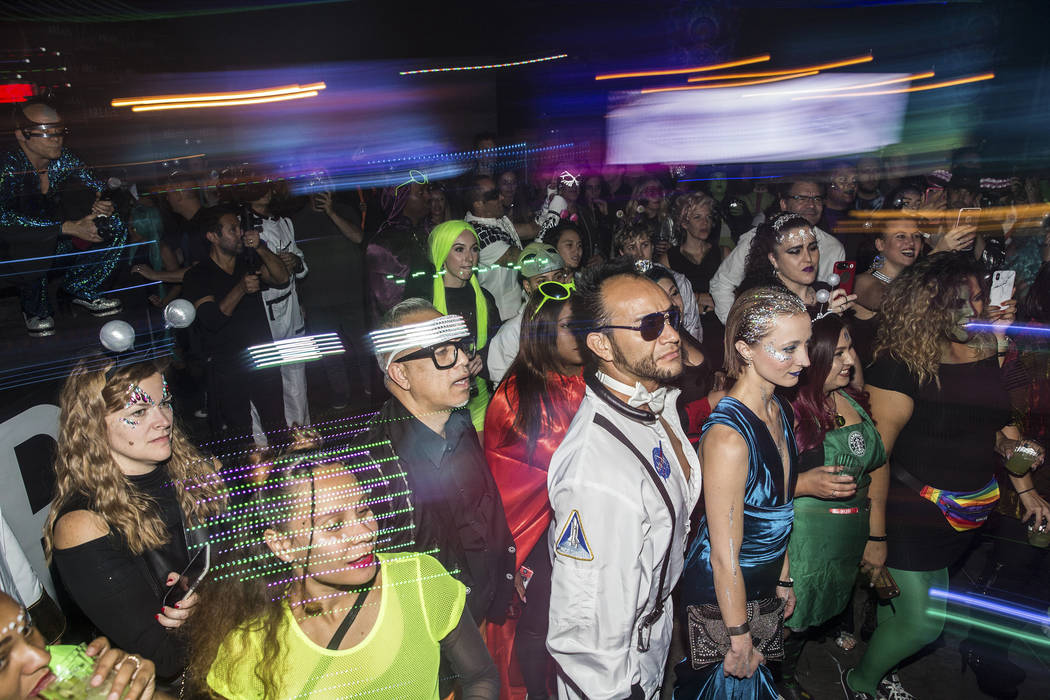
[369,315,470,371]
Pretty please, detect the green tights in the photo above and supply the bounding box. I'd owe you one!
[847,567,949,695]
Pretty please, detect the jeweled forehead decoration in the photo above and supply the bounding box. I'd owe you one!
[771,215,816,246]
[737,290,808,344]
[0,609,25,637]
[368,315,470,371]
[123,375,170,409]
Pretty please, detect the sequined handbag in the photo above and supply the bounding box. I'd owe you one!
[686,596,786,669]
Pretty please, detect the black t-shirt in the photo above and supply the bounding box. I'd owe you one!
[667,245,721,294]
[163,208,209,267]
[865,354,1011,570]
[181,255,273,359]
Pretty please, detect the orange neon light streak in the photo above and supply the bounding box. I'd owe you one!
[594,54,770,81]
[640,71,819,94]
[130,90,319,112]
[793,72,994,100]
[742,71,934,98]
[112,83,325,107]
[685,54,874,82]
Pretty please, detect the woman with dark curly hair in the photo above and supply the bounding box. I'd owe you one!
[776,315,886,700]
[737,213,854,319]
[186,437,498,700]
[44,357,226,681]
[841,253,1050,700]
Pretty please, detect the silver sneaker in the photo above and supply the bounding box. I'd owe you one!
[24,314,55,337]
[876,672,916,700]
[72,296,122,316]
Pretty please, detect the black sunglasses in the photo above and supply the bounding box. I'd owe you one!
[595,307,681,342]
[392,337,476,370]
[482,188,501,201]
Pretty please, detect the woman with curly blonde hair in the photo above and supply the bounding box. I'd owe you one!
[44,357,225,682]
[841,253,1050,699]
[186,435,497,700]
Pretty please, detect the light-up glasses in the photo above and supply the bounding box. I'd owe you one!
[532,280,575,318]
[595,307,681,342]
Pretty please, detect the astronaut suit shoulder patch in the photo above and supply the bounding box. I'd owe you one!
[555,509,593,561]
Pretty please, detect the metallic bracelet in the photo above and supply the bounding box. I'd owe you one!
[726,621,751,636]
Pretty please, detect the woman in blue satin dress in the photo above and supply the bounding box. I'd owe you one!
[675,286,812,699]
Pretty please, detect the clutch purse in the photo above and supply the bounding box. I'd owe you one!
[686,597,786,669]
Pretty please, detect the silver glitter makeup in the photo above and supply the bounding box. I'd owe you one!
[763,342,791,363]
[736,288,808,345]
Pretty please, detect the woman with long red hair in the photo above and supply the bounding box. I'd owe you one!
[483,282,585,700]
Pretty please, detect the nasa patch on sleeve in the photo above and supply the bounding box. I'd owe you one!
[555,510,593,561]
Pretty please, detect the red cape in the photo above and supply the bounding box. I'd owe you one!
[482,371,585,700]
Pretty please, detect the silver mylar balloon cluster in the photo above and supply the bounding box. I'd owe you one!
[98,300,196,352]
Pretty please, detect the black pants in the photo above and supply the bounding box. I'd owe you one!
[208,356,286,450]
[515,542,554,699]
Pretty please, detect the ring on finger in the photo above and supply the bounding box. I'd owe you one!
[117,654,142,678]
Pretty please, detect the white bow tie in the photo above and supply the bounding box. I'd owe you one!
[596,371,668,413]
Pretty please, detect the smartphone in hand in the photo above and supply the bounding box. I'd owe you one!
[162,544,211,608]
[833,260,857,295]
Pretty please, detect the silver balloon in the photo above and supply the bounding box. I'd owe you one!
[815,289,831,304]
[163,298,196,329]
[100,320,135,353]
[827,273,841,287]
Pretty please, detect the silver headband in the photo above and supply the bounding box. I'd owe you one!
[771,215,816,246]
[369,315,470,371]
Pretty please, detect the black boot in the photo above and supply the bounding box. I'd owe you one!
[959,638,1025,700]
[775,631,816,700]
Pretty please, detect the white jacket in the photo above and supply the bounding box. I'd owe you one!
[258,217,307,339]
[709,225,844,323]
[465,213,523,322]
[547,378,700,700]
[487,307,523,385]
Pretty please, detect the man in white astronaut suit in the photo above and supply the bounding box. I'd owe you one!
[246,189,311,429]
[547,259,701,699]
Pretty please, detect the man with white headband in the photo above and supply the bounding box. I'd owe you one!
[546,259,700,699]
[359,298,516,629]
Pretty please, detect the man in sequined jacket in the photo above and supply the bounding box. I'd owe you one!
[0,99,125,336]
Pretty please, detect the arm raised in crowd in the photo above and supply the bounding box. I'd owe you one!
[243,229,290,288]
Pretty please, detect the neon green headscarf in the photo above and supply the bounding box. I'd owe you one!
[429,220,489,348]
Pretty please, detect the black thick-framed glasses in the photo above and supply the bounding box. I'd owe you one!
[595,307,681,342]
[392,337,476,369]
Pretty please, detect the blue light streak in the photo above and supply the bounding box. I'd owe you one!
[928,587,1050,626]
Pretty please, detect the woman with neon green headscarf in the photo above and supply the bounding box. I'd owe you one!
[429,220,501,432]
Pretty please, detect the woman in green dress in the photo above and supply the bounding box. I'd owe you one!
[777,315,887,700]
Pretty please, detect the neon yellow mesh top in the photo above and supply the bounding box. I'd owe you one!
[207,552,466,699]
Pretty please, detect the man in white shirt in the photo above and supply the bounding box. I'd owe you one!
[464,175,523,321]
[487,242,570,384]
[547,260,701,700]
[710,179,845,323]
